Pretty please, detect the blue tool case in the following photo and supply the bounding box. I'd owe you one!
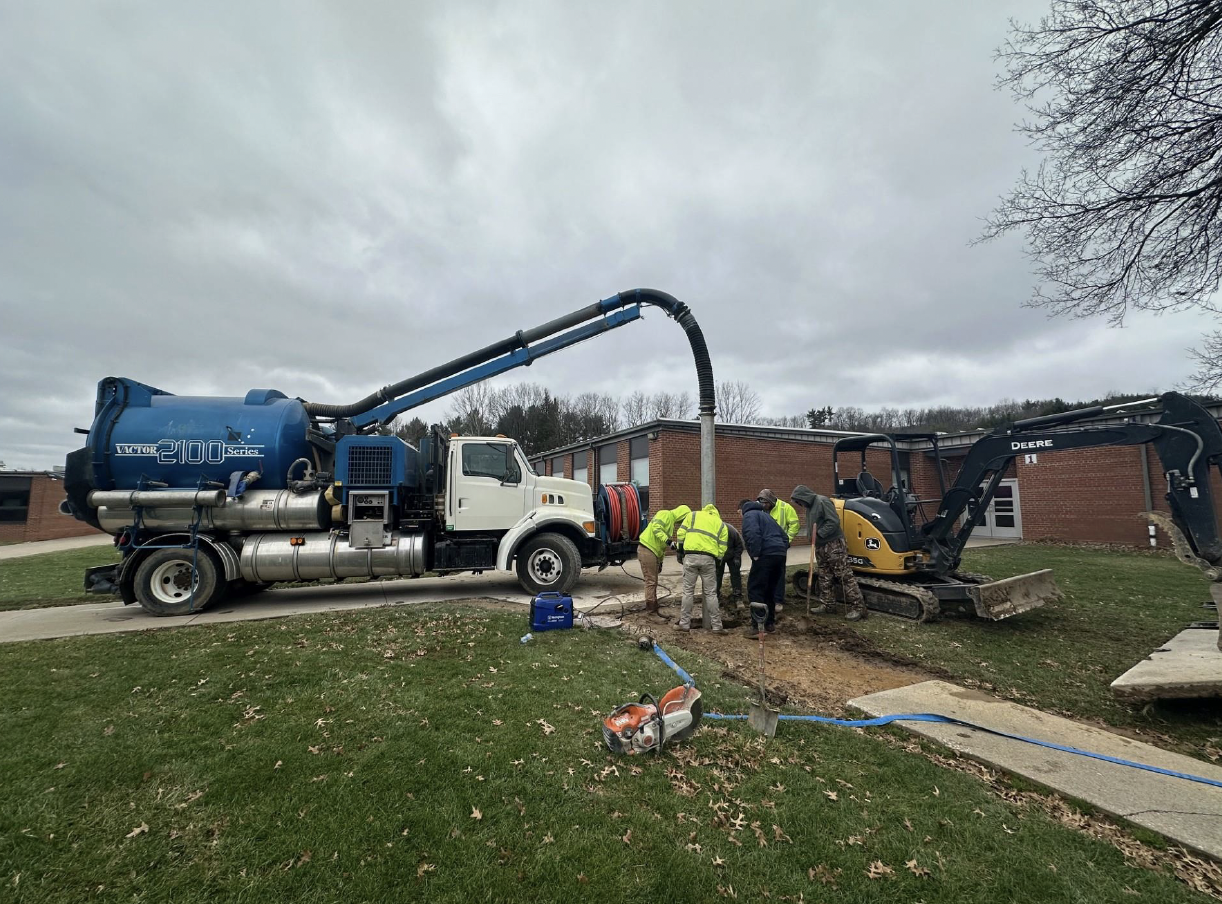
[529,592,574,631]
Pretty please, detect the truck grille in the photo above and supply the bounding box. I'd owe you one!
[346,446,393,486]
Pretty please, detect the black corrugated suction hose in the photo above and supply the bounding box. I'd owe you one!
[302,288,716,420]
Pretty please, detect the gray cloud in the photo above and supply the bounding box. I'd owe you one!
[0,0,1208,467]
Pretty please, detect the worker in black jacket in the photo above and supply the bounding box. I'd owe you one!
[790,485,867,621]
[716,521,744,612]
[739,499,790,635]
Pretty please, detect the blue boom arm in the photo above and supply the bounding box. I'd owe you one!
[349,303,642,428]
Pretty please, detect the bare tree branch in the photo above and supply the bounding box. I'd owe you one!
[983,0,1222,344]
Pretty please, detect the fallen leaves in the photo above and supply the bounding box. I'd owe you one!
[416,863,435,878]
[822,790,838,802]
[809,864,840,887]
[866,860,894,880]
[470,807,482,821]
[125,823,148,839]
[905,858,931,878]
[622,829,633,845]
[537,720,556,736]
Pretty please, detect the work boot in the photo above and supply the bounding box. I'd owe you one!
[808,603,834,615]
[845,608,867,622]
[710,627,727,636]
[765,623,776,634]
[775,603,784,613]
[743,624,760,638]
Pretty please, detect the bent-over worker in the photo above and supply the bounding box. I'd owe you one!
[716,520,744,614]
[740,498,790,636]
[637,504,691,616]
[676,503,729,633]
[757,488,800,609]
[790,485,867,621]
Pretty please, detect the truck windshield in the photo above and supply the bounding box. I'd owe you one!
[462,442,520,483]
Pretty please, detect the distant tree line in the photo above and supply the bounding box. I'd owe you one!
[388,381,1209,455]
[804,392,1216,434]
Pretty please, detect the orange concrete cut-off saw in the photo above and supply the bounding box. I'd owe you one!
[602,685,703,755]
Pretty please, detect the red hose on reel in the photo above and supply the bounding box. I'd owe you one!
[605,485,622,542]
[603,483,642,543]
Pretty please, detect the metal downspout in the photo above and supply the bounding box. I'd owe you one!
[1140,446,1156,548]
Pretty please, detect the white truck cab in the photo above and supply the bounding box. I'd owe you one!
[444,436,603,594]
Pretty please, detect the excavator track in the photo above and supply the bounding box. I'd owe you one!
[791,568,939,622]
[856,576,941,622]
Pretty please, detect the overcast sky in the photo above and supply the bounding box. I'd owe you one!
[0,1,1211,468]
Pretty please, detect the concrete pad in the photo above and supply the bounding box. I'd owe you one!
[849,679,1222,860]
[1110,628,1222,701]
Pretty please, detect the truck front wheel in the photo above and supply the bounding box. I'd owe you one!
[133,548,222,616]
[516,532,581,595]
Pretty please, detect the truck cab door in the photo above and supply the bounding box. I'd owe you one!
[448,440,529,531]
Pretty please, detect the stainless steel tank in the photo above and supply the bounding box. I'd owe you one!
[238,531,429,582]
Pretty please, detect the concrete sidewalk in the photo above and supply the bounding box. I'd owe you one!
[0,533,112,560]
[850,680,1222,860]
[0,545,824,644]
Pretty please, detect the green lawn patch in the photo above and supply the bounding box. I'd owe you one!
[0,546,120,611]
[0,605,1214,903]
[791,544,1222,760]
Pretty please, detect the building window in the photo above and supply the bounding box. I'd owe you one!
[573,455,588,486]
[598,443,618,486]
[629,436,649,510]
[0,477,32,524]
[551,455,565,477]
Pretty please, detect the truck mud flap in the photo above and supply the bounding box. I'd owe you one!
[84,563,120,595]
[965,569,1060,620]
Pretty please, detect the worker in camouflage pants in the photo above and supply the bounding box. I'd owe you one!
[790,485,867,621]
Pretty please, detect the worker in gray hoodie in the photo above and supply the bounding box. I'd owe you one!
[790,485,867,621]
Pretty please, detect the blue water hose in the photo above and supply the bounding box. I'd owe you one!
[650,644,1222,790]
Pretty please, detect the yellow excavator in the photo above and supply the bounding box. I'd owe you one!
[792,392,1222,622]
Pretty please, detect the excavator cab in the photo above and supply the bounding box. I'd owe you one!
[830,433,942,574]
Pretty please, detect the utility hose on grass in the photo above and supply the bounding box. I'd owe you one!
[648,643,1222,790]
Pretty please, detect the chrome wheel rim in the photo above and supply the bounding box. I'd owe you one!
[149,560,198,605]
[528,548,562,585]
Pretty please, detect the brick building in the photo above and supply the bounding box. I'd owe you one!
[531,401,1222,549]
[0,470,102,544]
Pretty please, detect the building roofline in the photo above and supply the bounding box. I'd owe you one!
[529,399,1222,461]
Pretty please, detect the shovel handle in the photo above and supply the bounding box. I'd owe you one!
[805,540,816,608]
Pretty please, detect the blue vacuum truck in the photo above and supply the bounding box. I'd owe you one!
[61,289,717,616]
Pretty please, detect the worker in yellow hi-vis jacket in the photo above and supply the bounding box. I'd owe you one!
[637,505,691,616]
[676,503,729,633]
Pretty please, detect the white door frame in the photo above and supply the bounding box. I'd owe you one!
[978,478,1022,539]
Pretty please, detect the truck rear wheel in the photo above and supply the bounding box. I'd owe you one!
[133,547,222,616]
[516,532,581,596]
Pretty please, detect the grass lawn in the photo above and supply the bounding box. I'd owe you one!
[792,544,1222,760]
[1,605,1216,903]
[0,547,120,611]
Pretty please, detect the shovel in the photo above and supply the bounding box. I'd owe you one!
[747,601,779,737]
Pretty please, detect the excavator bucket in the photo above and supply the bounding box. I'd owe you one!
[965,569,1060,620]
